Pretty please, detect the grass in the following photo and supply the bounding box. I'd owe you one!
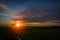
[0,26,60,40]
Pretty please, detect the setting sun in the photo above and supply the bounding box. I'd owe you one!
[16,23,22,27]
[16,23,20,27]
[10,20,26,34]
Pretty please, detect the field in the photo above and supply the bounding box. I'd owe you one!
[0,26,60,40]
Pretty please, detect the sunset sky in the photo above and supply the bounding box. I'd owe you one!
[0,0,60,26]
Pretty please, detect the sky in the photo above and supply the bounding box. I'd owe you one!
[0,0,60,26]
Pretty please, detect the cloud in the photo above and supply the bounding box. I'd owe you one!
[16,4,60,22]
[0,3,11,16]
[0,3,60,23]
[0,3,28,22]
[0,3,17,18]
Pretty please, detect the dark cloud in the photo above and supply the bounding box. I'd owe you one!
[17,4,60,22]
[0,0,60,22]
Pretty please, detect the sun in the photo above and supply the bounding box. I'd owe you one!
[11,20,25,27]
[16,23,21,27]
[10,20,26,34]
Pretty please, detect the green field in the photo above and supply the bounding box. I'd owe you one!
[23,27,60,40]
[0,26,60,40]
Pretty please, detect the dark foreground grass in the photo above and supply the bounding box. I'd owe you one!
[24,27,60,40]
[0,26,60,40]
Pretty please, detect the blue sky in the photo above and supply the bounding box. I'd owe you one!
[0,0,60,24]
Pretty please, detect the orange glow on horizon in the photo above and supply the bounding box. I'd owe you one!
[10,20,26,34]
